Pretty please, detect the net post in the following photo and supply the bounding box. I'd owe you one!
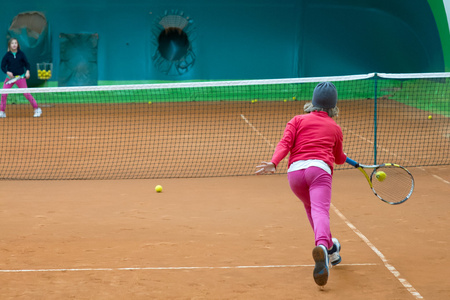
[373,72,378,165]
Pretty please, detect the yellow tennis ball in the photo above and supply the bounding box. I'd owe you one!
[251,100,255,103]
[284,99,287,102]
[148,101,152,104]
[428,115,432,120]
[155,185,163,193]
[375,171,386,182]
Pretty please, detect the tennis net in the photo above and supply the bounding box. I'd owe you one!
[0,72,448,180]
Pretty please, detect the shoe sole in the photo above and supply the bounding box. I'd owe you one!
[312,246,329,286]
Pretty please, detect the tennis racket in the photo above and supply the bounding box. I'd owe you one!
[5,74,25,85]
[346,157,414,205]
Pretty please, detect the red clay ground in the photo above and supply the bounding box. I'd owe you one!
[1,100,447,180]
[1,165,449,299]
[1,96,448,299]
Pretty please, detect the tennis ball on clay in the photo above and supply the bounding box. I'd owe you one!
[148,101,152,104]
[375,171,386,182]
[428,115,432,120]
[284,99,287,102]
[155,185,163,193]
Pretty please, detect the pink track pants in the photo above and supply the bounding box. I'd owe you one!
[288,167,334,249]
[1,78,38,111]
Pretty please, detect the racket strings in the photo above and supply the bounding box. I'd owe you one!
[371,166,414,204]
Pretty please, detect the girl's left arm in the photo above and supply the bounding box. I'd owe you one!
[21,52,31,79]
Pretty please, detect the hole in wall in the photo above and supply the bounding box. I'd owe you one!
[152,10,196,76]
[158,27,190,61]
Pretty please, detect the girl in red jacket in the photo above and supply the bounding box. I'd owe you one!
[256,82,346,287]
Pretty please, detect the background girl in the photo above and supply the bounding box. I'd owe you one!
[256,82,346,287]
[1,38,42,118]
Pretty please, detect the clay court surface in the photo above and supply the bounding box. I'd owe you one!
[0,100,447,179]
[1,166,449,299]
[1,99,449,299]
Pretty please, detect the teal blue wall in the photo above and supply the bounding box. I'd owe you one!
[299,1,444,76]
[0,0,445,83]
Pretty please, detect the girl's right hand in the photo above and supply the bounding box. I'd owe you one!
[6,72,13,79]
[255,162,276,175]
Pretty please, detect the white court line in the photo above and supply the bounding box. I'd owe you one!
[331,204,423,299]
[0,263,377,273]
[341,126,407,164]
[341,126,375,146]
[240,114,275,149]
[416,166,450,186]
[432,174,450,185]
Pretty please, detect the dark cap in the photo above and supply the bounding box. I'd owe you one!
[312,82,337,109]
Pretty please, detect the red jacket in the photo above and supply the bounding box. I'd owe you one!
[271,111,346,174]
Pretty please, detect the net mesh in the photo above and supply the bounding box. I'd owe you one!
[1,73,449,180]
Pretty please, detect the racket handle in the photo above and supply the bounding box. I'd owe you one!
[345,157,359,167]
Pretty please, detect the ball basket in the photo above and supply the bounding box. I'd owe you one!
[37,63,53,80]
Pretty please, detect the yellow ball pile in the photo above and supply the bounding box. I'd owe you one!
[38,69,52,80]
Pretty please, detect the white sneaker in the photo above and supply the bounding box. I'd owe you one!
[0,111,6,118]
[34,108,42,118]
[329,238,342,266]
